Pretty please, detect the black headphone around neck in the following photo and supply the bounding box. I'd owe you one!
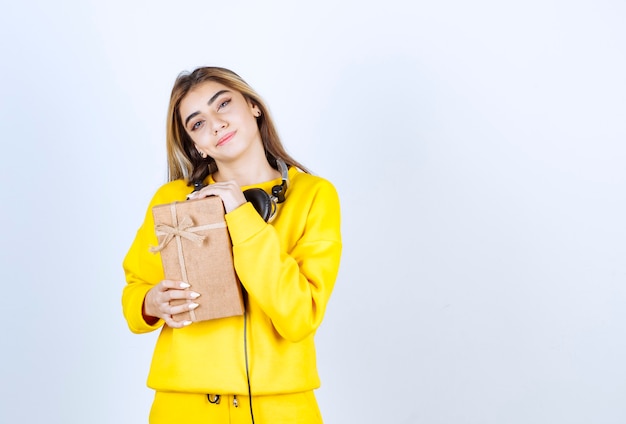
[190,158,289,222]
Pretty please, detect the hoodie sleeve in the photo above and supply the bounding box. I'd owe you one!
[225,177,342,342]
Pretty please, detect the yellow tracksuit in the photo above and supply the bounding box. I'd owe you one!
[122,167,342,423]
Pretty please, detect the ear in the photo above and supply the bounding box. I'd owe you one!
[195,145,207,158]
[249,102,261,117]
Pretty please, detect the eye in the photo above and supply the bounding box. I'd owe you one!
[218,98,231,110]
[190,120,204,131]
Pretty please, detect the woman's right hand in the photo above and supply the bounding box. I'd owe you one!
[186,180,246,213]
[143,280,200,328]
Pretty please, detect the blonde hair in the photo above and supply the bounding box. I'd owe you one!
[165,66,308,183]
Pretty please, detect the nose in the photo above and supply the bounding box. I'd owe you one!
[211,117,227,135]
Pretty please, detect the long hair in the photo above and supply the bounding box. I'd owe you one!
[165,66,309,184]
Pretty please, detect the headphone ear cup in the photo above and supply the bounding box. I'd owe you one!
[243,188,274,222]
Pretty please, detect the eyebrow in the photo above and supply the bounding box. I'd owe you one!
[183,89,231,127]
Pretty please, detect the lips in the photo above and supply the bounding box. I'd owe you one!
[217,131,236,147]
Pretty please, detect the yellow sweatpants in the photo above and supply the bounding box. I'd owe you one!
[149,391,323,424]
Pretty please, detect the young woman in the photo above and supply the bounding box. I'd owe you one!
[122,67,342,423]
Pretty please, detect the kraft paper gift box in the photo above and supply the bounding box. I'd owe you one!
[150,196,244,322]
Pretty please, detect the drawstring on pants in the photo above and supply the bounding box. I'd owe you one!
[206,394,239,407]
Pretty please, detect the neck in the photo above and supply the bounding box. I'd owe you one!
[213,156,279,186]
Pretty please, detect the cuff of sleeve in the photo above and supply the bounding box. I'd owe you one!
[225,201,267,245]
[126,285,164,333]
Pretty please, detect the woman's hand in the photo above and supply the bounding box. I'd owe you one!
[187,181,246,213]
[143,280,201,328]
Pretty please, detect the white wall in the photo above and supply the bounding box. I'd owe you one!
[1,1,625,423]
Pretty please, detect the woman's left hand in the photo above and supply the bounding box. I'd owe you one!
[187,180,246,213]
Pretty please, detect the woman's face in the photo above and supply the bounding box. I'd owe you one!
[179,80,262,165]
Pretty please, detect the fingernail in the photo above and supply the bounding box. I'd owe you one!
[183,320,192,326]
[190,292,200,299]
[180,282,190,289]
[189,302,199,310]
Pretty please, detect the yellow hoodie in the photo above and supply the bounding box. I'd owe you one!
[122,167,342,395]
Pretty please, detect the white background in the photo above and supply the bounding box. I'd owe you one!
[1,1,625,423]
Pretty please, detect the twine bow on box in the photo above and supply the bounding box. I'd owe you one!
[150,215,207,253]
[150,203,226,254]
